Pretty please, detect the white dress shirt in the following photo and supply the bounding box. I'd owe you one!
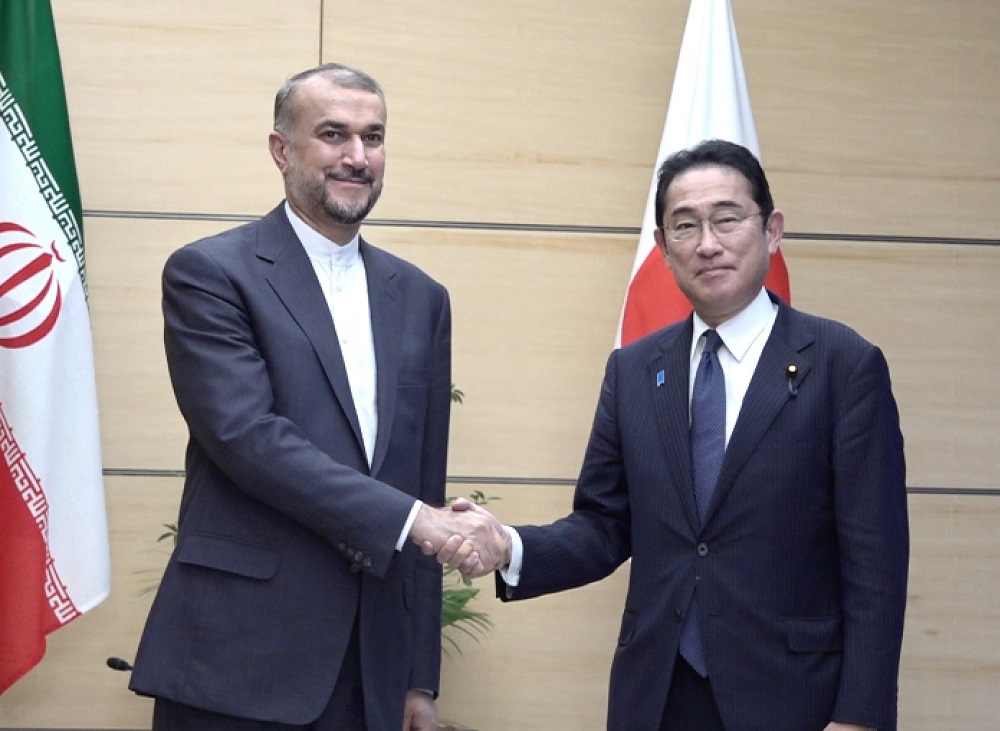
[284,204,424,550]
[286,203,378,466]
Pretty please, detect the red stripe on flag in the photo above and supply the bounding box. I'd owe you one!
[621,249,692,346]
[0,448,52,694]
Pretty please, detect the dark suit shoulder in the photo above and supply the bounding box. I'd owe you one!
[359,238,448,296]
[169,206,286,263]
[781,304,880,356]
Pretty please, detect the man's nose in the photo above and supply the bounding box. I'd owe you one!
[343,136,368,168]
[695,223,723,254]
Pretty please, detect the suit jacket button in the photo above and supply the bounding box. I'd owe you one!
[355,551,364,562]
[697,543,709,557]
[674,609,683,622]
[363,557,372,568]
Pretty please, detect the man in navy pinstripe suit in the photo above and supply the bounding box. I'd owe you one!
[438,140,909,730]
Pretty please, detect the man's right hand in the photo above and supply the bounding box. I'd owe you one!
[409,498,510,577]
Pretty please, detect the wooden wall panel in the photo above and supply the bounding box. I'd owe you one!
[371,226,634,479]
[317,0,1000,236]
[86,217,998,488]
[785,239,1000,489]
[52,0,317,215]
[900,494,1000,729]
[320,0,682,226]
[736,1,1000,239]
[374,229,1000,489]
[87,217,231,469]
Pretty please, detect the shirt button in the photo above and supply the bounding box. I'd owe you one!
[697,543,709,557]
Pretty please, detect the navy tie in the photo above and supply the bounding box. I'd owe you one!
[679,329,726,677]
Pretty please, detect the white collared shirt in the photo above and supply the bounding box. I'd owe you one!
[284,202,378,467]
[690,288,778,446]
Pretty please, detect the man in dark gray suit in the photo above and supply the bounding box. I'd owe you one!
[440,140,909,731]
[129,63,503,731]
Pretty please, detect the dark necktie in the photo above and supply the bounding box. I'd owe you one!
[679,329,726,677]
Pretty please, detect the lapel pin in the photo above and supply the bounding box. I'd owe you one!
[785,364,799,397]
[656,370,665,388]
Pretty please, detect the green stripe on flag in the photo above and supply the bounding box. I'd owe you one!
[0,0,84,260]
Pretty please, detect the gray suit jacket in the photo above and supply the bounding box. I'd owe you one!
[500,294,908,731]
[130,204,451,730]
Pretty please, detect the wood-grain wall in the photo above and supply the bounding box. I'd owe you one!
[1,1,997,728]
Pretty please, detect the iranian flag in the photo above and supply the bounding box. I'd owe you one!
[0,1,110,694]
[617,0,791,347]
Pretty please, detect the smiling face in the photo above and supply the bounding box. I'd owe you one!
[653,164,784,327]
[269,75,386,244]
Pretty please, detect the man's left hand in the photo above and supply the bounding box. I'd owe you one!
[403,689,437,731]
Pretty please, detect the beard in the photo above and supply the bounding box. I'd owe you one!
[287,167,384,228]
[321,181,382,225]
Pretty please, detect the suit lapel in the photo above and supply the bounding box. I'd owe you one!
[256,207,366,455]
[703,302,814,523]
[360,240,402,477]
[649,320,701,534]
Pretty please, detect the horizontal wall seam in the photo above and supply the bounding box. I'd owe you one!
[83,209,1000,247]
[101,469,999,495]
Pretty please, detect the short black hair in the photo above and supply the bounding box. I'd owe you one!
[654,139,774,230]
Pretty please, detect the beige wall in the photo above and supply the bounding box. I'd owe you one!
[1,0,998,728]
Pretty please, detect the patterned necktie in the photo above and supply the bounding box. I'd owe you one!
[690,329,726,522]
[679,329,726,677]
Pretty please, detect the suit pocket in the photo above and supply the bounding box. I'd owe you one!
[783,615,843,653]
[617,610,637,646]
[176,533,280,580]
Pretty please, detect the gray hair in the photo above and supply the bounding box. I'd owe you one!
[273,63,385,134]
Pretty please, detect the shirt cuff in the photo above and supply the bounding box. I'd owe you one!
[397,499,424,551]
[498,525,523,586]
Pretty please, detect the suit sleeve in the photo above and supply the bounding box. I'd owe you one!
[831,345,909,728]
[163,243,415,576]
[499,349,632,600]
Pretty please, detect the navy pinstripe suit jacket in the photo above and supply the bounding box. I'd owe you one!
[502,293,908,731]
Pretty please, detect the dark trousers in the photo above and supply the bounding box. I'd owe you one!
[659,654,727,731]
[153,623,365,731]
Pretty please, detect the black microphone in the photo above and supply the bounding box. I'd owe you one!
[106,656,134,672]
[785,364,799,397]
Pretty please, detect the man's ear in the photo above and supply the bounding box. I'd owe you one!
[268,131,289,174]
[765,209,784,255]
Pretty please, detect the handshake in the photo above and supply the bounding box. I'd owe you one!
[410,498,512,578]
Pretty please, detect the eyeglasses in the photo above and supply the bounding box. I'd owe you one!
[665,211,763,243]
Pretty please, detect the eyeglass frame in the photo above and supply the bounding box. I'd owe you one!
[663,210,765,244]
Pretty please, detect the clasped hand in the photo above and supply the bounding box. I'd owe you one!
[410,498,510,578]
